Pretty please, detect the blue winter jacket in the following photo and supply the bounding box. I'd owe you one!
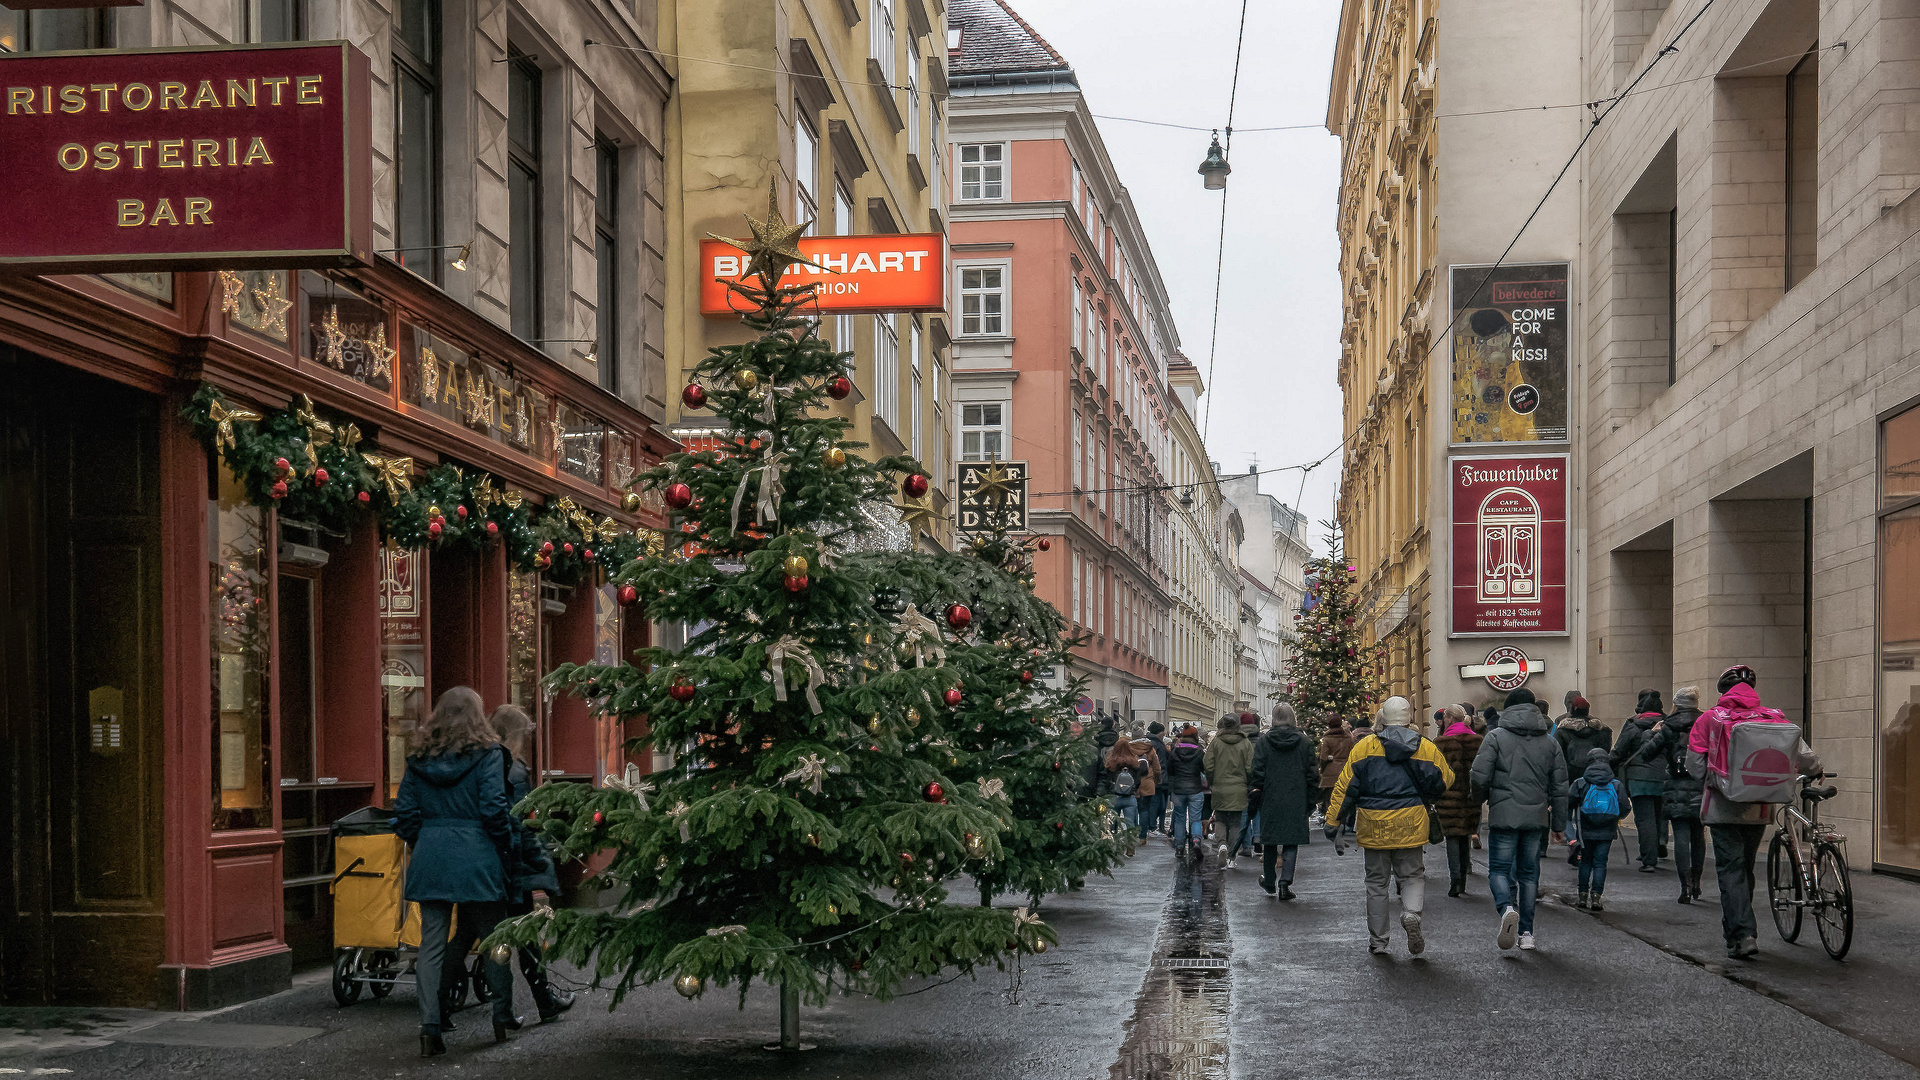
[506,757,561,901]
[394,745,514,903]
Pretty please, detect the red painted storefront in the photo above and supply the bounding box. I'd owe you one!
[0,263,672,1009]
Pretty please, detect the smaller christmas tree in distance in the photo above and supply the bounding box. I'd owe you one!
[1283,521,1386,742]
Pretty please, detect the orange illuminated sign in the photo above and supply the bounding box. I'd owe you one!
[699,233,946,317]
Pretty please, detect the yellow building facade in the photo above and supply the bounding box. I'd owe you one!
[659,0,955,548]
[1328,0,1437,706]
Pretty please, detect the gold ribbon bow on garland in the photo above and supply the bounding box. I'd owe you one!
[604,762,654,812]
[730,446,786,533]
[778,752,829,795]
[361,453,415,501]
[892,608,947,670]
[206,400,262,451]
[766,635,827,715]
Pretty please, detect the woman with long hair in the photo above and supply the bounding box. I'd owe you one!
[488,704,574,1022]
[394,686,517,1056]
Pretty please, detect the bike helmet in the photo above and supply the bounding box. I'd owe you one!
[1717,664,1758,694]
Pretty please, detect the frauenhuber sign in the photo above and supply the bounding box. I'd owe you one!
[1448,454,1568,636]
[699,234,945,316]
[0,41,373,272]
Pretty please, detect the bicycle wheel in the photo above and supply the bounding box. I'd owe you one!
[1767,833,1803,943]
[1813,843,1854,960]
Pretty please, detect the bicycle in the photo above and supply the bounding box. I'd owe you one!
[1765,773,1853,960]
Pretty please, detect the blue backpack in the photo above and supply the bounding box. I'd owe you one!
[1580,780,1621,823]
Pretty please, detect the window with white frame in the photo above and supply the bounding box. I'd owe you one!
[1098,316,1109,382]
[906,38,920,159]
[930,100,944,211]
[873,315,899,428]
[1084,300,1097,373]
[1071,551,1083,623]
[1070,277,1083,352]
[796,112,819,235]
[1070,156,1083,219]
[1071,409,1083,488]
[1083,421,1095,498]
[833,182,856,373]
[869,0,895,84]
[960,402,1005,461]
[957,143,1004,201]
[959,265,1004,336]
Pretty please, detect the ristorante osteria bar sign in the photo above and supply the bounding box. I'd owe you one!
[0,42,372,271]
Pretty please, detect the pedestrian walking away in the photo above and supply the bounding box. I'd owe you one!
[1433,705,1484,897]
[1470,688,1569,953]
[1127,728,1163,840]
[1326,696,1453,956]
[1687,665,1822,960]
[1248,704,1319,899]
[1611,689,1669,871]
[1633,687,1707,903]
[393,687,519,1057]
[1102,737,1147,833]
[487,705,575,1023]
[1203,714,1255,867]
[1144,722,1173,835]
[1570,748,1631,910]
[1165,725,1208,861]
[1552,697,1610,864]
[1236,712,1264,857]
[1315,716,1355,823]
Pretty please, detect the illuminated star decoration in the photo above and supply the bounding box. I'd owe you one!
[251,273,293,338]
[705,177,825,288]
[613,457,636,491]
[365,324,397,382]
[896,493,938,535]
[217,270,245,316]
[973,461,1019,508]
[319,305,348,368]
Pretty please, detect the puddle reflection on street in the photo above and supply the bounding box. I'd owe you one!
[1110,856,1230,1079]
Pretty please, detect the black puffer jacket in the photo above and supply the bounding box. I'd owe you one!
[1611,713,1669,786]
[1163,738,1206,796]
[1553,718,1613,777]
[1632,707,1704,819]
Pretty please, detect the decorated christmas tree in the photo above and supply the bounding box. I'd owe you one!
[864,499,1132,910]
[493,189,1052,1043]
[1283,522,1387,741]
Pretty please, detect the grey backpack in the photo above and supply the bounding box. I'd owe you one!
[1712,720,1803,804]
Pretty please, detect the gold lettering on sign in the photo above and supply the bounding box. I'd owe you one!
[4,74,325,114]
[114,198,215,227]
[190,80,222,109]
[226,79,256,108]
[158,82,188,110]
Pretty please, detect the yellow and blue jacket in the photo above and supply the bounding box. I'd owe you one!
[1326,726,1455,850]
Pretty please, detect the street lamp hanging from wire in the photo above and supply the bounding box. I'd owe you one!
[1198,130,1231,190]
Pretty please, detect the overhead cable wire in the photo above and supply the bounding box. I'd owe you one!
[1199,0,1250,445]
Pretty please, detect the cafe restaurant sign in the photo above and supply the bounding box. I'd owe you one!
[699,234,946,316]
[0,42,372,272]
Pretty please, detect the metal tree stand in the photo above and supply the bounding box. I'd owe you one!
[764,980,814,1052]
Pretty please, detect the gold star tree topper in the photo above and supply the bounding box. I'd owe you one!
[972,461,1019,508]
[706,178,824,287]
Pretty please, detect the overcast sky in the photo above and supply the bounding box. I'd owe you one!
[1002,0,1347,548]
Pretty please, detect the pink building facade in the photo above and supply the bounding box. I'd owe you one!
[946,0,1176,725]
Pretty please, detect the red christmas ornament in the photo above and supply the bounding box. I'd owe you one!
[1051,761,1062,772]
[273,457,291,475]
[784,574,808,592]
[827,375,853,400]
[486,521,499,536]
[592,810,605,825]
[456,504,468,519]
[357,490,371,503]
[681,383,708,410]
[1020,670,1034,684]
[664,482,693,509]
[667,679,697,702]
[618,584,639,605]
[922,782,944,803]
[428,521,443,537]
[943,687,963,708]
[312,467,329,486]
[1053,822,1065,831]
[270,479,288,500]
[563,542,574,555]
[945,603,972,631]
[902,473,929,499]
[584,549,596,561]
[1037,538,1051,551]
[541,541,554,555]
[527,810,538,821]
[898,851,915,864]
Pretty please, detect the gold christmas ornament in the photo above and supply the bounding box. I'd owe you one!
[673,973,704,999]
[784,554,809,577]
[622,491,643,513]
[703,177,823,284]
[427,505,442,519]
[867,716,882,733]
[1033,939,1048,954]
[966,834,986,858]
[489,943,513,965]
[733,369,760,392]
[824,447,847,469]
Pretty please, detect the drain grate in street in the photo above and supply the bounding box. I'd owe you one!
[1156,958,1229,970]
[1109,858,1231,1079]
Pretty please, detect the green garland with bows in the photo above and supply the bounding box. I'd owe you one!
[183,383,653,587]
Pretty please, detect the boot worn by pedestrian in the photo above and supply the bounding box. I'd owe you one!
[1729,936,1759,960]
[1260,871,1276,896]
[540,989,577,1023]
[1589,891,1605,912]
[493,1015,525,1043]
[421,1027,447,1058]
[1576,889,1590,910]
[1280,882,1296,901]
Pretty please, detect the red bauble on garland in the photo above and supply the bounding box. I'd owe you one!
[664,482,693,509]
[1036,537,1051,551]
[922,782,945,803]
[827,375,853,400]
[455,504,468,519]
[312,467,329,486]
[945,603,972,631]
[273,457,291,475]
[563,543,574,555]
[618,584,639,605]
[902,473,929,499]
[943,687,963,707]
[592,810,605,825]
[427,521,442,537]
[541,541,554,555]
[667,679,697,702]
[357,491,370,503]
[486,521,499,536]
[270,479,288,500]
[681,383,707,410]
[784,574,808,592]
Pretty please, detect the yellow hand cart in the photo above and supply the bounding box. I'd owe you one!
[328,806,492,1010]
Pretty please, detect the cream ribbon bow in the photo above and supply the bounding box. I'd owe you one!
[730,445,787,533]
[1012,906,1044,933]
[767,636,826,714]
[757,382,799,426]
[892,608,947,669]
[779,752,829,794]
[977,777,1006,801]
[668,801,692,842]
[605,762,654,811]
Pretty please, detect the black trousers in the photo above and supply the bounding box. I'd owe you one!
[419,900,514,1032]
[505,898,560,1016]
[1445,835,1473,886]
[1262,843,1298,884]
[1711,823,1766,945]
[1630,794,1664,866]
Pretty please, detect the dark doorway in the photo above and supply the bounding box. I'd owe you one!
[0,352,166,1005]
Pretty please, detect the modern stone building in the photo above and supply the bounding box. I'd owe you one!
[1221,470,1313,712]
[1579,0,1920,870]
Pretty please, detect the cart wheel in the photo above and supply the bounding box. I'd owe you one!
[470,954,494,1003]
[369,950,397,998]
[332,950,363,1007]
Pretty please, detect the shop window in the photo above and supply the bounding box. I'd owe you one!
[555,401,607,485]
[392,0,441,281]
[101,273,175,306]
[211,468,272,831]
[402,321,550,458]
[229,270,293,343]
[301,272,393,392]
[508,568,542,769]
[1880,407,1920,871]
[379,542,427,803]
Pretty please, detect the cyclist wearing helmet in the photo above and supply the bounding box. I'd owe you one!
[1686,664,1822,960]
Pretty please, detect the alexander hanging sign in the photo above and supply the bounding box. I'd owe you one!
[0,41,372,272]
[699,234,945,316]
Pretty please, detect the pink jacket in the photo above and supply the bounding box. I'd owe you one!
[1442,720,1478,738]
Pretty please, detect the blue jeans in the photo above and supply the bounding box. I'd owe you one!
[1578,838,1613,894]
[1488,827,1545,932]
[1238,809,1261,853]
[1170,793,1205,846]
[1112,795,1139,830]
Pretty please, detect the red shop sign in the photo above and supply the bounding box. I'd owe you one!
[0,41,373,272]
[1449,454,1568,636]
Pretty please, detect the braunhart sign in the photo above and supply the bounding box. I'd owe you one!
[0,42,373,272]
[699,234,945,316]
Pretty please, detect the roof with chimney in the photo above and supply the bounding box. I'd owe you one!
[948,0,1074,82]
